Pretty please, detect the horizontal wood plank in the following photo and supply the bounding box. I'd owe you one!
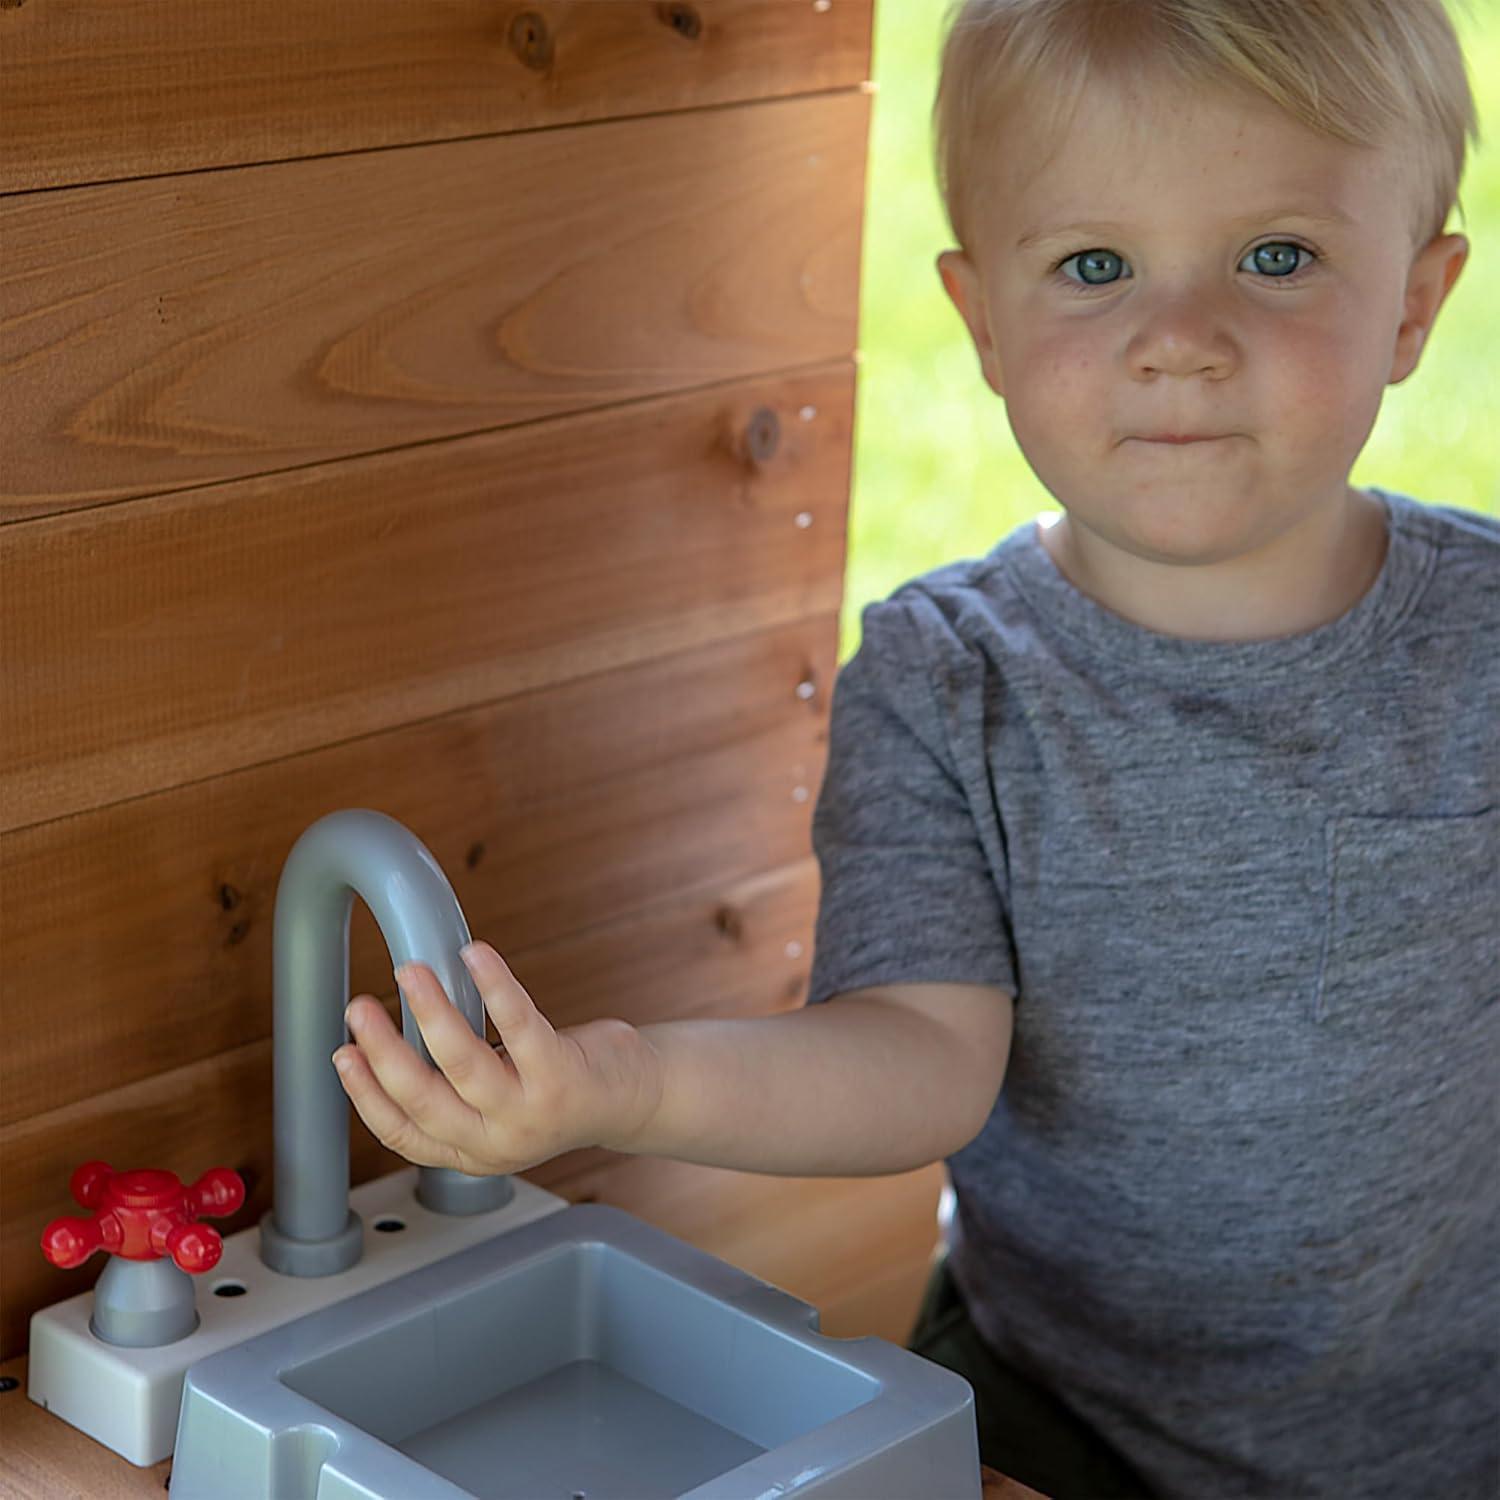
[1,615,836,1125]
[0,0,893,1471]
[0,854,825,1359]
[0,0,874,193]
[0,92,868,518]
[1,363,852,829]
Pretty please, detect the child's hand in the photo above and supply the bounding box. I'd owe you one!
[331,940,663,1177]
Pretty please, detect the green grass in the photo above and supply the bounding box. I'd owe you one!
[843,3,1500,661]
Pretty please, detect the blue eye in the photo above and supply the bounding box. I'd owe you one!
[1061,249,1128,286]
[1242,241,1313,277]
[1054,240,1317,292]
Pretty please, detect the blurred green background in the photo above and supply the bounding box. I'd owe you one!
[842,2,1500,661]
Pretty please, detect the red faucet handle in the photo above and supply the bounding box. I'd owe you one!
[68,1158,116,1209]
[185,1166,248,1219]
[41,1162,247,1273]
[40,1213,121,1269]
[158,1219,227,1274]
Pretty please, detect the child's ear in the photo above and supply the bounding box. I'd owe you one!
[937,249,1006,398]
[1386,232,1469,386]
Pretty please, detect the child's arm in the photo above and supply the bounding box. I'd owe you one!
[627,979,1012,1175]
[333,939,1012,1180]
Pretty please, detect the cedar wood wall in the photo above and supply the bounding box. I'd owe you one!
[0,0,945,1364]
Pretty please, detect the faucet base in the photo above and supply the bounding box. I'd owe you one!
[417,1165,515,1216]
[258,1206,364,1277]
[27,1168,569,1467]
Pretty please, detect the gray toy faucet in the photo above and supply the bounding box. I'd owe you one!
[259,809,512,1277]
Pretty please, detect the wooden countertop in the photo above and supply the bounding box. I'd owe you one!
[0,1355,170,1499]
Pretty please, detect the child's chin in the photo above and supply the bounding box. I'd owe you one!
[1077,496,1260,566]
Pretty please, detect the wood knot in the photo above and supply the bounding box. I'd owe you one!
[657,3,702,40]
[713,905,744,942]
[466,841,487,870]
[508,10,554,70]
[742,406,781,465]
[218,882,253,944]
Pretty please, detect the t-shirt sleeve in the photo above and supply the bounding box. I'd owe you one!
[805,592,1018,1006]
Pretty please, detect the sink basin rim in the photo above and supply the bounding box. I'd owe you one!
[173,1202,979,1499]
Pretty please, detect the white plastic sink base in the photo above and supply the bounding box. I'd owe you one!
[26,1169,569,1467]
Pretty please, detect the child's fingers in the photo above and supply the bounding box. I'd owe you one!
[341,993,485,1148]
[459,942,562,1086]
[394,962,517,1111]
[331,1029,467,1172]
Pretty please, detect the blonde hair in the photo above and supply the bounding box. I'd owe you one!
[933,0,1480,255]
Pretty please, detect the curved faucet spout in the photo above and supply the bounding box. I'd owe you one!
[260,809,512,1277]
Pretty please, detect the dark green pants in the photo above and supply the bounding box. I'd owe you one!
[906,1250,1155,1499]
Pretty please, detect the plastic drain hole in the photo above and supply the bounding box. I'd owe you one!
[373,1216,407,1233]
[212,1280,248,1298]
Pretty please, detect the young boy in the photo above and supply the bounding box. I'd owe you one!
[332,2,1497,1494]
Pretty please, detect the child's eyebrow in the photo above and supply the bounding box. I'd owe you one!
[1014,205,1357,251]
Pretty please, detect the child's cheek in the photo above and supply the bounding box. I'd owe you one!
[993,326,1116,503]
[1005,326,1112,444]
[1258,308,1389,459]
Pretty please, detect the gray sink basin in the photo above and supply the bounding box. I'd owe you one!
[170,1203,981,1498]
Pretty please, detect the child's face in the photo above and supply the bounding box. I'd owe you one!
[938,73,1468,572]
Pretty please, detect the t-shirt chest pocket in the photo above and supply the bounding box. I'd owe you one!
[1315,807,1499,1027]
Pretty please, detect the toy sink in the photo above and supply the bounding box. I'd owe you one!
[170,1202,981,1499]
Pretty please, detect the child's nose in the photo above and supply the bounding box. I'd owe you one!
[1125,292,1238,381]
[1128,319,1236,381]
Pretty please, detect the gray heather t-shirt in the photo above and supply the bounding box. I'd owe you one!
[807,487,1498,1498]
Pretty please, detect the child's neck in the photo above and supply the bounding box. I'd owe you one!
[1038,487,1389,643]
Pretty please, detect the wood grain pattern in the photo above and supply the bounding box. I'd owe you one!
[1,614,835,1125]
[0,92,868,519]
[1,363,851,829]
[1,853,822,1359]
[0,0,907,1450]
[0,0,874,193]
